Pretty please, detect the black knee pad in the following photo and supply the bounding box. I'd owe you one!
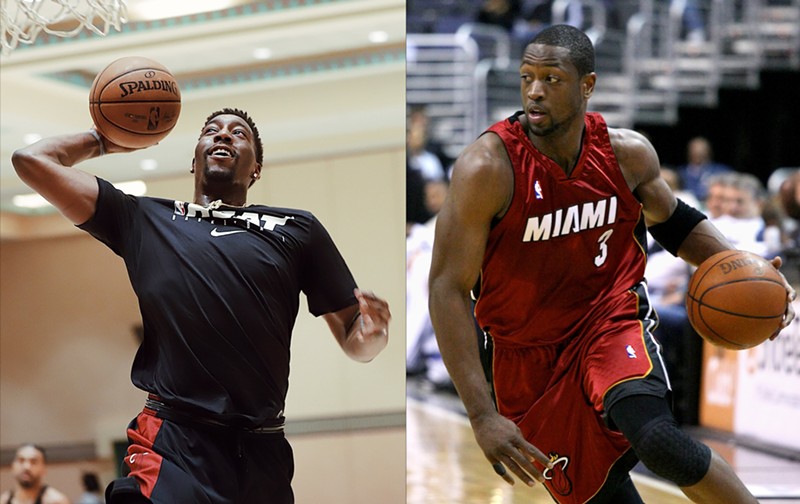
[630,415,711,487]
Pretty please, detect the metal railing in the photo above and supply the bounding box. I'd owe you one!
[406,34,480,159]
[407,0,799,159]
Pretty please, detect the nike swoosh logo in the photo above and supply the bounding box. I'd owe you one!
[210,228,247,237]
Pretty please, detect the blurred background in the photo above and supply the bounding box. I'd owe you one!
[405,0,800,502]
[0,1,406,502]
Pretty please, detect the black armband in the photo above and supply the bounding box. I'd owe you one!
[647,199,707,256]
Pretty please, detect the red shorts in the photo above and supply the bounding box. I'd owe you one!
[106,405,294,504]
[491,287,670,503]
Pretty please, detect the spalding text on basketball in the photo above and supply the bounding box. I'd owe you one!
[118,79,180,98]
[718,257,765,276]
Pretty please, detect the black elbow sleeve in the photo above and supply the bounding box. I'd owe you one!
[647,199,707,256]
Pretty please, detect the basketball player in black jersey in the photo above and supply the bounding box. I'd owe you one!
[11,108,391,504]
[1,444,70,504]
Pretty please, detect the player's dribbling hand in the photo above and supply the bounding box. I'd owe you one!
[471,410,553,487]
[354,288,391,342]
[768,256,797,341]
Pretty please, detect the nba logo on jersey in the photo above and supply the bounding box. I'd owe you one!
[174,201,186,216]
[626,345,637,359]
[534,180,543,200]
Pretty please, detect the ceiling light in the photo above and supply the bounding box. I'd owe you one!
[115,180,147,196]
[252,47,273,60]
[368,31,389,43]
[13,180,147,210]
[12,193,51,209]
[140,159,158,171]
[128,0,237,21]
[23,133,42,145]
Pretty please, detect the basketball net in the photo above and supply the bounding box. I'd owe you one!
[1,0,127,55]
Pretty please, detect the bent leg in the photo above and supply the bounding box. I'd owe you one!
[608,394,757,504]
[681,449,758,504]
[599,476,643,504]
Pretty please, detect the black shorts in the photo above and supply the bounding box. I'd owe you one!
[106,406,294,504]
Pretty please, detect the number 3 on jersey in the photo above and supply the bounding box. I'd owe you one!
[594,229,613,267]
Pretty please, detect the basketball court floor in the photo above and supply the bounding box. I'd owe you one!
[407,378,800,504]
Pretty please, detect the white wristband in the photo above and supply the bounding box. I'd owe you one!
[88,129,105,156]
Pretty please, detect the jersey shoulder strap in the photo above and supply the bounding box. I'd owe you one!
[35,486,48,504]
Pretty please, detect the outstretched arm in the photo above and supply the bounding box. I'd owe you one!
[612,128,795,333]
[610,127,733,265]
[11,129,138,224]
[429,134,552,487]
[323,289,390,362]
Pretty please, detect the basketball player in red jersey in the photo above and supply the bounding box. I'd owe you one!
[429,25,796,503]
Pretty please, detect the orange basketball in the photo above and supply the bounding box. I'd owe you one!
[686,250,787,350]
[89,56,181,148]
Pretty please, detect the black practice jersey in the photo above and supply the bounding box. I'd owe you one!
[79,177,357,428]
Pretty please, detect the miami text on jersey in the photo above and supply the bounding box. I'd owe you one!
[522,196,618,242]
[173,201,294,231]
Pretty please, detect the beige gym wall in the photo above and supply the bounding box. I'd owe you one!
[0,19,406,500]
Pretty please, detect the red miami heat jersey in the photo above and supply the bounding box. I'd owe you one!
[474,112,648,347]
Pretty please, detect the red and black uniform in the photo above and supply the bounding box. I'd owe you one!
[79,178,357,503]
[475,112,670,503]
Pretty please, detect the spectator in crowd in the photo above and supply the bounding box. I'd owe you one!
[761,195,791,258]
[512,0,584,46]
[645,243,697,424]
[759,168,800,260]
[406,180,453,391]
[521,0,555,28]
[717,173,769,255]
[678,136,733,202]
[407,105,453,234]
[424,179,449,216]
[406,105,454,386]
[76,473,103,504]
[777,170,800,285]
[678,0,708,43]
[725,173,765,221]
[660,166,701,210]
[780,169,800,222]
[703,173,735,219]
[475,0,522,32]
[408,125,445,183]
[1,444,70,504]
[645,168,698,423]
[407,105,450,182]
[407,162,432,233]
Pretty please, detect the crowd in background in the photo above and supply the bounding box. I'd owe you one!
[409,0,711,49]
